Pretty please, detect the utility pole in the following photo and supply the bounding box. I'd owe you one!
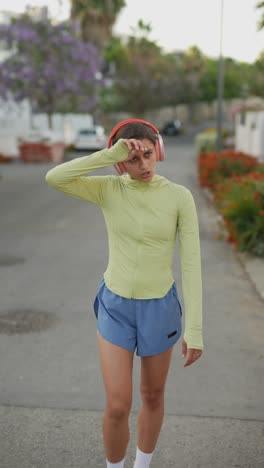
[216,0,224,152]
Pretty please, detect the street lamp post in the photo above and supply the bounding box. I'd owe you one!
[216,0,224,152]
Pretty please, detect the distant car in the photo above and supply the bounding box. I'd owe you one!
[160,120,182,136]
[74,126,107,150]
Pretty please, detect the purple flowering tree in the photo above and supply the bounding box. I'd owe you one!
[0,14,104,128]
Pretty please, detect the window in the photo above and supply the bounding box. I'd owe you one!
[79,129,97,136]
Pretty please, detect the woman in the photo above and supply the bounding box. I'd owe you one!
[45,119,204,468]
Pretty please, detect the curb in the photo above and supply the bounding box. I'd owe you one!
[201,187,264,303]
[235,251,264,302]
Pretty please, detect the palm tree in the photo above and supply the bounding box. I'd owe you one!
[70,0,125,49]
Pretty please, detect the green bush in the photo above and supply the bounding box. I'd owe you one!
[195,132,217,153]
[217,178,264,257]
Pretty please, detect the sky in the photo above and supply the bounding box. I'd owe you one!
[2,0,264,63]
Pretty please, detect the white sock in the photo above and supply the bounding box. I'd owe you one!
[106,456,125,468]
[133,446,154,468]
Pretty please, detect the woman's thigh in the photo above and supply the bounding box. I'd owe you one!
[140,346,174,396]
[97,331,135,409]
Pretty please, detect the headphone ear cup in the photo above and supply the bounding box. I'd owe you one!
[114,162,127,175]
[155,134,165,161]
[107,134,126,174]
[155,139,161,161]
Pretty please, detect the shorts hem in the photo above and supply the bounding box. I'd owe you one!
[97,327,135,354]
[136,333,181,357]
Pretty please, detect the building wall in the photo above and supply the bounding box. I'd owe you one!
[104,99,242,132]
[0,97,94,157]
[0,98,31,157]
[1,95,264,160]
[235,111,264,161]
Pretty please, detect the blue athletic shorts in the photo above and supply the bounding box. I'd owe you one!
[93,277,183,357]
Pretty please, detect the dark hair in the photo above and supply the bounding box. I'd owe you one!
[112,122,157,145]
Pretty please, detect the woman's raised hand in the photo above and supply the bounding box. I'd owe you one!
[121,138,148,162]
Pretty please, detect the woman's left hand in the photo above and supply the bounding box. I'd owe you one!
[181,338,203,367]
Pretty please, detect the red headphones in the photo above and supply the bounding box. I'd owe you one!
[107,118,165,175]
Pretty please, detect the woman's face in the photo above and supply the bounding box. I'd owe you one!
[122,138,157,182]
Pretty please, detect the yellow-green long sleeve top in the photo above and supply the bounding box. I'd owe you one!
[45,139,204,350]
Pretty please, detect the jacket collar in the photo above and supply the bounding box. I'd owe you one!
[120,173,167,190]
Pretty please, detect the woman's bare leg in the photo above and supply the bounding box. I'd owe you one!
[137,346,174,453]
[97,331,134,463]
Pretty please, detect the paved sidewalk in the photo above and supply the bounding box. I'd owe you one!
[202,187,264,303]
[236,252,264,301]
[0,406,264,468]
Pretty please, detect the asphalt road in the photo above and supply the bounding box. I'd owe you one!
[0,136,263,467]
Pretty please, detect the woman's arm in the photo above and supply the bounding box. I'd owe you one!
[45,139,129,206]
[177,186,204,351]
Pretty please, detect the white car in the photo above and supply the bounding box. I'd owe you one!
[74,126,107,150]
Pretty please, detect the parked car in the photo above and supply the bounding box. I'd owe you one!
[160,120,182,136]
[74,126,107,150]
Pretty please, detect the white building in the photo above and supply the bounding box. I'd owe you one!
[0,96,94,157]
[234,104,264,162]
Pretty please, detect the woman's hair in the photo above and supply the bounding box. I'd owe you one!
[111,122,157,145]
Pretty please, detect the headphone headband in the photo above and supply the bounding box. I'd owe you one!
[108,118,160,144]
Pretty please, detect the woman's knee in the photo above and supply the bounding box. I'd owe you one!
[140,387,165,410]
[105,396,132,421]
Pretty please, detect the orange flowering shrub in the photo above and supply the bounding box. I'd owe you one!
[198,150,264,257]
[198,150,260,189]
